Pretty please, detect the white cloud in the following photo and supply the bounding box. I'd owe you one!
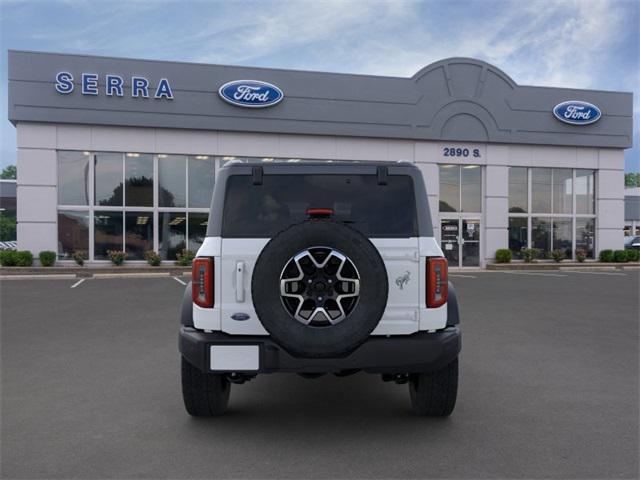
[1,0,637,169]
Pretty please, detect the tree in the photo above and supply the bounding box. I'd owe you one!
[1,165,16,179]
[0,215,16,241]
[625,172,640,188]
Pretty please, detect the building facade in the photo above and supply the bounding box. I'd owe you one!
[0,179,17,248]
[625,188,640,237]
[7,51,633,266]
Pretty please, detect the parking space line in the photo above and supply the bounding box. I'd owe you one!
[450,274,477,278]
[173,276,187,286]
[70,279,86,288]
[501,272,567,277]
[566,270,626,276]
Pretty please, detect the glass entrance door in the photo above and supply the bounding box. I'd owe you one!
[440,219,460,266]
[440,218,481,267]
[461,219,480,267]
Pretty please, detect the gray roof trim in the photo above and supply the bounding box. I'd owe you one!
[8,50,633,149]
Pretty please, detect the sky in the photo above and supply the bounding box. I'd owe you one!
[0,0,638,171]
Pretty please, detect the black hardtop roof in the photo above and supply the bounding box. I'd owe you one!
[207,159,433,238]
[221,159,418,169]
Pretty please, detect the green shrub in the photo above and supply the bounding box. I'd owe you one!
[39,250,56,267]
[551,249,566,263]
[626,249,639,262]
[0,249,18,266]
[521,248,537,263]
[495,249,512,263]
[176,249,196,266]
[599,249,614,262]
[72,250,88,266]
[15,250,33,267]
[144,250,162,266]
[613,250,628,263]
[575,248,587,263]
[107,250,127,266]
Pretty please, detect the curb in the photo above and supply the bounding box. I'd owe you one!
[0,274,78,280]
[486,262,639,271]
[0,271,191,280]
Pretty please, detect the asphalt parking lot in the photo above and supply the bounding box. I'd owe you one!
[1,270,638,479]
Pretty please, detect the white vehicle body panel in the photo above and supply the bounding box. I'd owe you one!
[194,235,448,335]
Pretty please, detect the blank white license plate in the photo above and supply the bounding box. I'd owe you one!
[210,345,259,371]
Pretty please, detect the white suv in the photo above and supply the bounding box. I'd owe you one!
[180,161,461,416]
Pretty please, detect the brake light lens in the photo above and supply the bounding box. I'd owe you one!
[192,257,214,308]
[426,257,448,308]
[306,207,334,217]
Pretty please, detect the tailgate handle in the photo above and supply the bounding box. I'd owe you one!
[235,261,245,302]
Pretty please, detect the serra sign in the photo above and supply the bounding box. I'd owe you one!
[55,72,174,99]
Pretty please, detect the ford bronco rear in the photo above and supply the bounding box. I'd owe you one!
[179,161,461,416]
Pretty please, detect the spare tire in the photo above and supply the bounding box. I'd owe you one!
[252,220,388,358]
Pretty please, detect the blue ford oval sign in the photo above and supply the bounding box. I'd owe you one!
[218,80,283,108]
[553,100,601,125]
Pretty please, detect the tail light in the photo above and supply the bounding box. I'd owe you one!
[192,257,214,308]
[426,257,448,308]
[306,207,333,217]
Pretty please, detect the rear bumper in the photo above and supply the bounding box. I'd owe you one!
[179,326,461,374]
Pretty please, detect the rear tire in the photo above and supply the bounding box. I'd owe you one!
[409,357,458,417]
[181,358,230,417]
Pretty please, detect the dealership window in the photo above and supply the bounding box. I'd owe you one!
[57,151,214,261]
[57,210,89,259]
[508,167,527,213]
[531,168,552,213]
[158,155,186,208]
[439,165,482,213]
[575,169,595,214]
[531,217,551,256]
[188,156,215,208]
[159,212,186,260]
[508,217,527,258]
[576,218,595,258]
[94,211,123,260]
[188,212,209,251]
[58,151,90,205]
[508,168,596,260]
[125,153,153,207]
[125,211,153,259]
[95,152,123,206]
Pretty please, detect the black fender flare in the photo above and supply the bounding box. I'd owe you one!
[446,281,460,326]
[180,282,193,327]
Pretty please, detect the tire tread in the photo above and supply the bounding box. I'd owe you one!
[181,358,230,417]
[409,357,458,416]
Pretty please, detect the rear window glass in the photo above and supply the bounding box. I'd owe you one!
[222,174,418,238]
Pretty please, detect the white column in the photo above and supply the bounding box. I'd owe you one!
[596,149,625,253]
[16,123,58,257]
[414,142,441,241]
[484,164,509,264]
[414,162,440,241]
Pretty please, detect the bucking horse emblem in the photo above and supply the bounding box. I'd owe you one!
[395,270,411,290]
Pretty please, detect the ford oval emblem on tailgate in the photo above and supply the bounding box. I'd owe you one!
[231,312,251,321]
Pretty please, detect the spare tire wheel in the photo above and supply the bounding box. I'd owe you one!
[251,220,388,358]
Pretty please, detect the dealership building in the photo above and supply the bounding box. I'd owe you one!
[7,50,633,267]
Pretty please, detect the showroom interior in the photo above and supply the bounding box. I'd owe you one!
[7,51,633,267]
